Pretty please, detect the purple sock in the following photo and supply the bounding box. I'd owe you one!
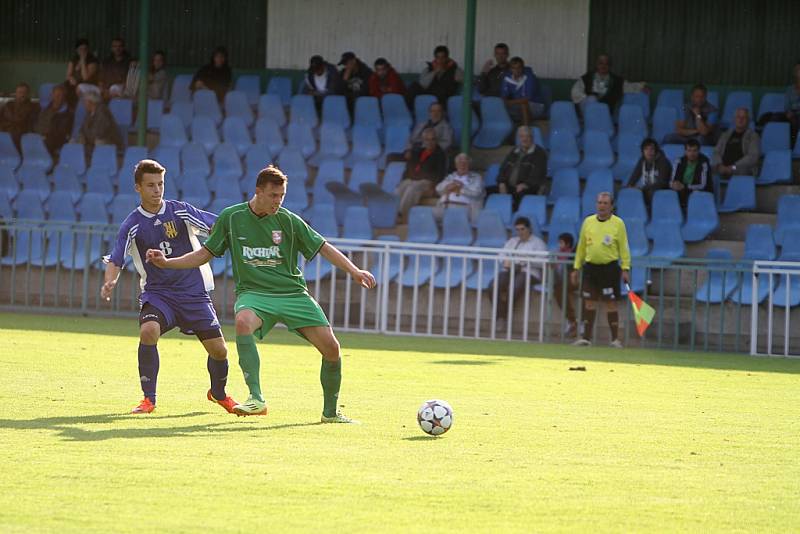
[138,343,159,404]
[207,356,228,400]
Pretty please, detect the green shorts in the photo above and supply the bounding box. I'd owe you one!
[234,291,330,339]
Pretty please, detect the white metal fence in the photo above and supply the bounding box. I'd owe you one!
[750,261,800,357]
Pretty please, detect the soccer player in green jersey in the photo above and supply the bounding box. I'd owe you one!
[145,166,376,423]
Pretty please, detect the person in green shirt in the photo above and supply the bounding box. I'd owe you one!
[146,165,377,423]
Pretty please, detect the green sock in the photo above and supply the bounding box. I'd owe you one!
[236,334,264,402]
[320,358,342,418]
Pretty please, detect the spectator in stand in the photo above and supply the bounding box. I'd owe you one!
[495,216,548,331]
[664,84,717,146]
[368,58,406,99]
[478,43,510,97]
[500,56,545,126]
[99,37,133,99]
[487,126,548,211]
[669,138,712,208]
[147,50,169,100]
[74,91,122,159]
[552,232,578,338]
[405,101,454,156]
[65,38,100,108]
[396,128,447,222]
[758,63,800,147]
[34,84,74,156]
[433,153,485,224]
[338,52,372,108]
[408,45,464,105]
[570,54,647,114]
[302,55,343,110]
[712,108,761,179]
[626,137,671,207]
[191,46,232,102]
[0,83,37,150]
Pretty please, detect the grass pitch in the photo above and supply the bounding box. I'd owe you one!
[0,312,798,532]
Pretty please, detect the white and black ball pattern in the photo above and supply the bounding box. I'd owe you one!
[417,399,453,436]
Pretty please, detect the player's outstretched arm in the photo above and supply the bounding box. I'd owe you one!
[146,247,213,269]
[319,242,376,289]
[101,263,121,301]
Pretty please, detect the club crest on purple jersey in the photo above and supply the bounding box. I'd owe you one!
[163,220,179,239]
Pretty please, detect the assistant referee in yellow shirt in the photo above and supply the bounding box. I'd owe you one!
[570,192,631,347]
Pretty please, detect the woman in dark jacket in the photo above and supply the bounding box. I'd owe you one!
[191,46,232,101]
[626,137,671,207]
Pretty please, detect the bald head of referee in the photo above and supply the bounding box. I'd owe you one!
[570,192,631,348]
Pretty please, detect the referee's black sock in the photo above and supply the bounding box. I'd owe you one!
[608,311,619,341]
[583,308,596,341]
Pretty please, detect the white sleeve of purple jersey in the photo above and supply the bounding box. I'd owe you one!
[103,218,137,267]
[174,201,217,236]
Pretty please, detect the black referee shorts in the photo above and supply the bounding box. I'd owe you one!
[581,262,622,301]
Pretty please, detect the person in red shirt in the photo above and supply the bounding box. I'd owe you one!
[368,57,406,98]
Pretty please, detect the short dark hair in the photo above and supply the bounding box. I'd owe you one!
[640,137,658,152]
[434,45,449,56]
[494,43,509,51]
[558,233,574,249]
[509,56,524,67]
[374,57,389,68]
[16,82,30,91]
[685,138,701,149]
[691,83,707,95]
[111,37,124,45]
[134,159,166,184]
[514,216,531,229]
[75,37,89,48]
[256,165,288,188]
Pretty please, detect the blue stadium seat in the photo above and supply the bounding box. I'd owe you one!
[258,94,287,128]
[382,161,405,193]
[170,100,194,130]
[694,249,738,303]
[548,130,580,173]
[761,122,790,153]
[484,194,512,227]
[473,97,513,149]
[756,149,792,185]
[0,187,11,219]
[729,224,775,305]
[212,142,243,180]
[244,144,272,181]
[1,197,45,265]
[774,195,800,246]
[56,142,86,177]
[620,265,648,296]
[183,170,214,203]
[52,166,82,204]
[401,206,439,286]
[191,115,221,155]
[158,114,188,150]
[757,92,785,120]
[180,142,211,177]
[549,101,581,137]
[349,160,378,192]
[646,189,683,238]
[70,192,109,270]
[378,124,409,169]
[327,180,362,226]
[277,147,308,182]
[290,94,318,127]
[13,189,45,219]
[43,191,78,267]
[354,96,382,131]
[414,95,438,126]
[222,116,254,157]
[115,146,149,187]
[529,125,547,148]
[193,89,223,126]
[322,95,351,130]
[0,165,18,200]
[546,196,580,234]
[254,117,285,156]
[617,104,647,138]
[0,132,21,170]
[583,102,615,138]
[108,98,133,146]
[169,74,193,104]
[577,131,614,177]
[46,191,77,222]
[511,194,547,234]
[433,207,474,288]
[623,91,651,121]
[681,191,718,242]
[20,133,53,171]
[151,146,181,180]
[661,143,684,166]
[718,175,756,213]
[71,101,86,140]
[286,122,317,160]
[381,94,413,131]
[85,168,114,204]
[616,187,648,223]
[87,144,118,177]
[214,180,244,204]
[612,132,643,181]
[267,76,293,107]
[38,82,56,109]
[131,99,164,134]
[110,193,139,224]
[647,222,685,266]
[720,91,753,129]
[446,95,479,142]
[581,169,614,219]
[234,75,261,107]
[282,176,308,214]
[348,125,381,168]
[224,90,255,127]
[771,231,800,308]
[313,158,345,205]
[311,123,348,166]
[342,206,372,240]
[483,163,500,188]
[651,106,678,145]
[361,186,399,229]
[17,166,51,202]
[625,218,649,257]
[548,167,580,205]
[304,204,338,239]
[368,235,402,282]
[656,89,683,115]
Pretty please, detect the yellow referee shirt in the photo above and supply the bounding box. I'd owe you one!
[573,214,631,270]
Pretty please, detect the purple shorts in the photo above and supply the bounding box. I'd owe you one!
[140,291,221,339]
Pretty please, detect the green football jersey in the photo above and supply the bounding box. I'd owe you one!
[204,203,326,296]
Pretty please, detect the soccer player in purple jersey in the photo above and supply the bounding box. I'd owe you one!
[101,159,238,414]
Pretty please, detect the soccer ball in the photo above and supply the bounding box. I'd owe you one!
[417,399,453,436]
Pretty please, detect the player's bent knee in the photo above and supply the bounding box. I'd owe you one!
[139,322,161,345]
[235,311,259,335]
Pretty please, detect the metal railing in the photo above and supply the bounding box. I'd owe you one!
[1,220,798,356]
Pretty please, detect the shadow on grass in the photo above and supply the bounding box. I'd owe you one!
[0,411,322,442]
[2,312,799,375]
[402,435,441,441]
[430,359,496,366]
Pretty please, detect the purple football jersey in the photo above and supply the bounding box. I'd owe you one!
[105,200,217,294]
